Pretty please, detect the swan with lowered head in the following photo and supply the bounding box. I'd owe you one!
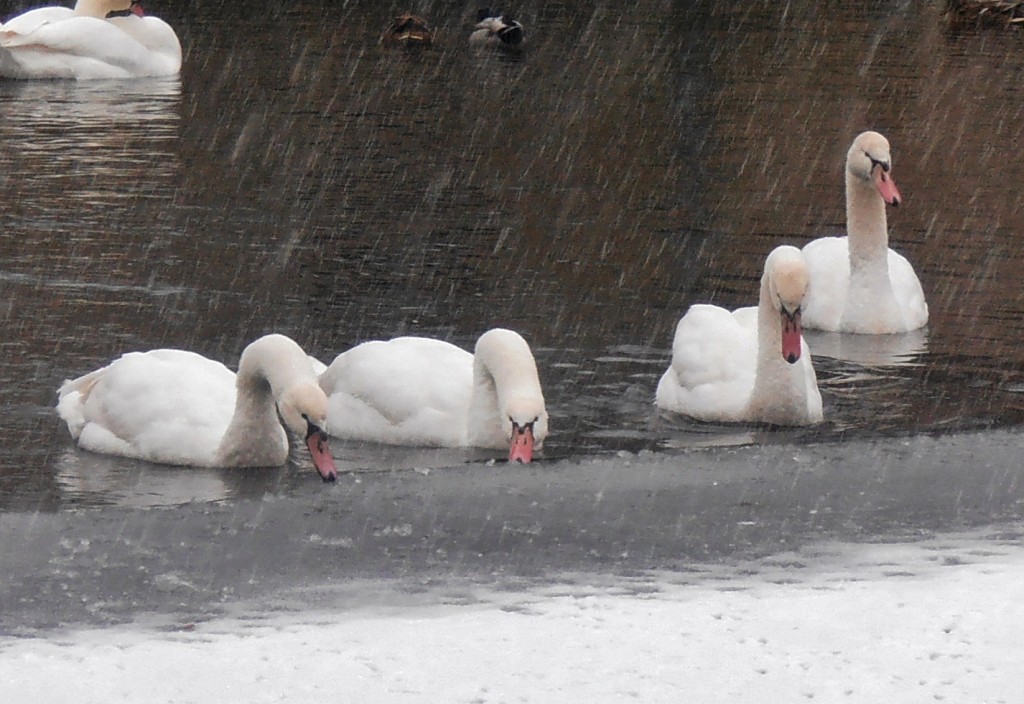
[469,9,524,47]
[0,0,181,80]
[318,328,548,463]
[656,245,823,426]
[57,334,339,481]
[801,131,928,334]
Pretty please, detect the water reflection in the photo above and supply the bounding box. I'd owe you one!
[0,79,180,206]
[0,77,180,120]
[804,328,928,367]
[54,449,232,508]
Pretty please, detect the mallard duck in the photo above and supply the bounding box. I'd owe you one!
[469,8,524,47]
[945,0,1024,27]
[381,13,434,47]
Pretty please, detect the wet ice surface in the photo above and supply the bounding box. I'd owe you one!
[2,529,1022,703]
[4,430,1024,635]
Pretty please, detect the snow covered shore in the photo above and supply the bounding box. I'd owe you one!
[2,530,1020,703]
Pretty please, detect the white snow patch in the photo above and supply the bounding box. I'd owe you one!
[2,533,1023,703]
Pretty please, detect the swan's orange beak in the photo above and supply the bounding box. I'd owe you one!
[781,309,802,364]
[509,423,535,464]
[874,166,901,207]
[305,425,338,482]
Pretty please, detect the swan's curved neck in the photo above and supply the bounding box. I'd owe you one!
[215,338,305,467]
[74,0,128,18]
[749,281,806,423]
[468,359,502,445]
[217,376,284,466]
[846,170,889,272]
[467,340,543,446]
[754,283,784,374]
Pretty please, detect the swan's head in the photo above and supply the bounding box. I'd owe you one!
[847,131,902,207]
[278,383,338,482]
[503,395,548,464]
[473,328,548,462]
[764,245,810,365]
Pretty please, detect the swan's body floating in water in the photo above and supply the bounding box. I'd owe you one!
[57,334,338,481]
[801,131,928,334]
[319,328,547,463]
[0,0,181,80]
[656,245,823,426]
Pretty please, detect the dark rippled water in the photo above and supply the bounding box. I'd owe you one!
[2,0,1024,508]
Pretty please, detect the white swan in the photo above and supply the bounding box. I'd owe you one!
[319,328,548,462]
[469,9,524,47]
[656,245,823,426]
[0,0,181,80]
[56,334,339,481]
[801,131,928,334]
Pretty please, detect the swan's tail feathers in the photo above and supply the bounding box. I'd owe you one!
[56,370,104,440]
[1,30,36,48]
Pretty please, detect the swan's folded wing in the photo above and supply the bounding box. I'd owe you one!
[69,350,235,465]
[57,367,108,440]
[888,248,929,329]
[6,17,150,61]
[320,338,473,446]
[801,236,850,331]
[656,304,756,421]
[2,15,179,78]
[0,8,74,41]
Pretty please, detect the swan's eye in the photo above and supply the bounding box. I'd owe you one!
[511,418,537,432]
[866,153,890,173]
[777,295,800,319]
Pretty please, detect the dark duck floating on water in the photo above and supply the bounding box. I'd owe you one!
[381,13,434,47]
[470,8,525,47]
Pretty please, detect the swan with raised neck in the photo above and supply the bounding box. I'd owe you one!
[656,245,823,426]
[746,246,823,425]
[801,131,928,334]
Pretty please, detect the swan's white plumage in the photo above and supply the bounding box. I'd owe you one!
[801,131,928,334]
[320,337,474,448]
[656,246,823,426]
[0,0,181,80]
[655,304,758,421]
[60,349,236,464]
[320,329,548,459]
[57,335,337,478]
